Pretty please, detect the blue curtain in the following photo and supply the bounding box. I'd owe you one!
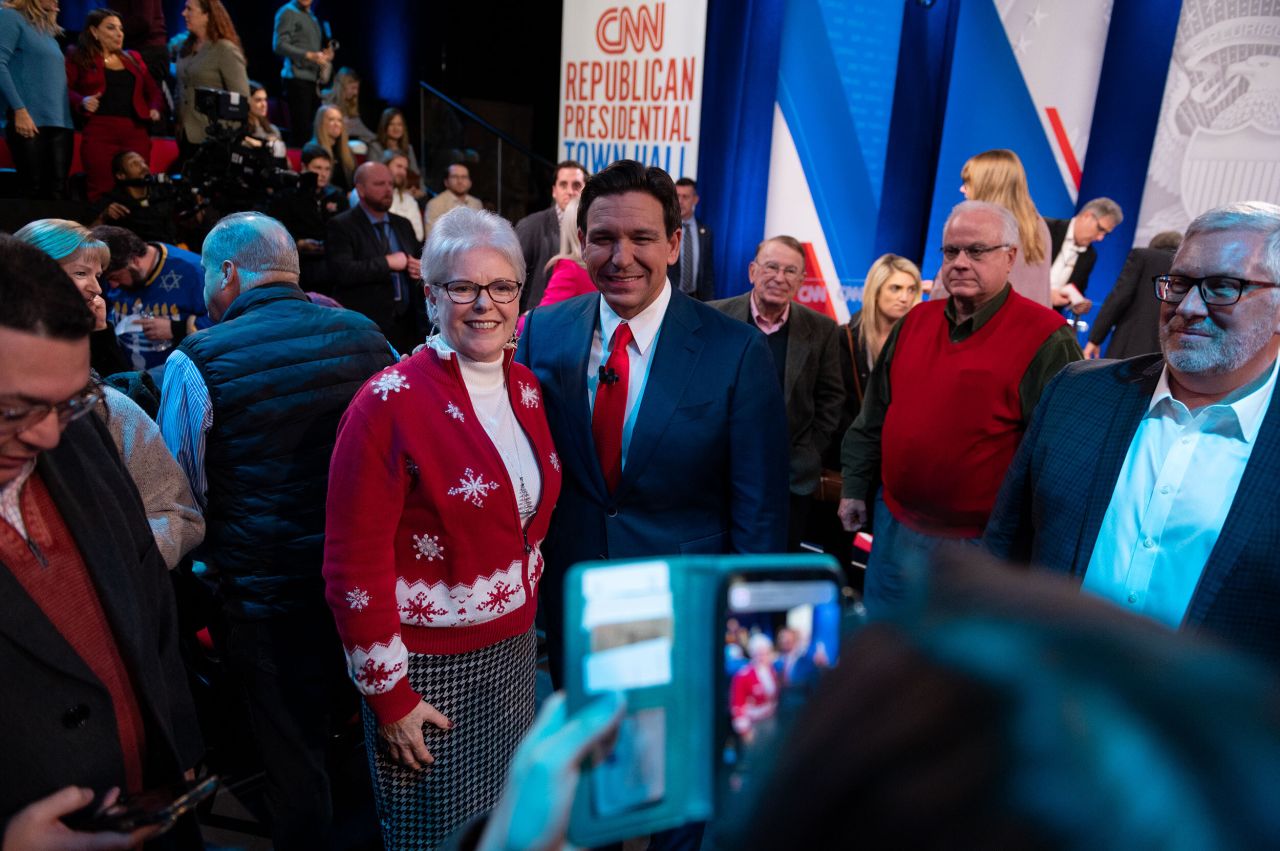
[697,0,787,299]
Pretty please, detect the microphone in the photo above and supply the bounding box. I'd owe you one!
[598,365,620,385]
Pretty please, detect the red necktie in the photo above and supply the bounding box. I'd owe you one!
[592,322,633,492]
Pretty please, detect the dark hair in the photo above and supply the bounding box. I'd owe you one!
[555,160,587,183]
[74,8,122,69]
[442,161,469,182]
[300,142,333,166]
[577,159,680,238]
[1149,230,1183,252]
[0,235,95,339]
[375,107,410,155]
[675,177,697,191]
[89,225,148,275]
[110,149,144,178]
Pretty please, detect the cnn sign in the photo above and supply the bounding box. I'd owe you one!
[595,3,665,54]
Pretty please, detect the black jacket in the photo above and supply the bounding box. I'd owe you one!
[1045,217,1098,293]
[1089,247,1173,359]
[326,206,425,347]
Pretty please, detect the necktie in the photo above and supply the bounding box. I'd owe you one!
[377,221,405,304]
[592,322,634,493]
[680,221,695,294]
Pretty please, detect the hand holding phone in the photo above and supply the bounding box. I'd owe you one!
[60,776,218,835]
[5,786,156,851]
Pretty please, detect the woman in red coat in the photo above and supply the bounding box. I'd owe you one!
[65,9,161,201]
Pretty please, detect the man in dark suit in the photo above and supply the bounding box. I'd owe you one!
[327,161,425,354]
[667,177,715,300]
[0,237,202,847]
[711,235,843,548]
[517,160,789,685]
[986,202,1280,668]
[1046,197,1123,313]
[515,159,587,312]
[1083,231,1182,360]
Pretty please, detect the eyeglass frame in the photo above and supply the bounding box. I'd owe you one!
[429,279,524,305]
[939,243,1013,262]
[1152,274,1280,307]
[753,260,804,279]
[0,383,105,436]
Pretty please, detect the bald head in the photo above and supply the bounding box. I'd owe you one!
[201,212,300,320]
[356,162,394,214]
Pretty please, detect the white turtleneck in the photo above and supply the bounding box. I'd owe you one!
[456,352,542,525]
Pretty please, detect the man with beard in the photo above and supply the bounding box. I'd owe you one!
[327,161,424,354]
[986,202,1280,668]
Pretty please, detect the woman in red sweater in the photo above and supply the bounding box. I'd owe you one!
[324,206,561,849]
[65,9,161,201]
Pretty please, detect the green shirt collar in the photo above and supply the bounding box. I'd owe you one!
[943,283,1012,340]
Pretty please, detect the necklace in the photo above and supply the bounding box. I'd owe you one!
[503,401,535,517]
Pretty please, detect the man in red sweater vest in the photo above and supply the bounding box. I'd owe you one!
[839,201,1081,616]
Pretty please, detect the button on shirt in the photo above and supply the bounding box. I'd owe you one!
[586,281,672,470]
[1082,357,1280,628]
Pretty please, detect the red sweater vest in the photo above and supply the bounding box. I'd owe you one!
[882,292,1063,537]
[323,347,562,724]
[0,474,147,791]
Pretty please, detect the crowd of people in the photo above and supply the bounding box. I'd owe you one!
[3,4,1280,851]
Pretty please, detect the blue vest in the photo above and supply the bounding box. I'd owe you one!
[181,285,395,617]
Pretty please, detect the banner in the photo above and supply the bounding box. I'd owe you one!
[558,1,709,179]
[1134,1,1280,244]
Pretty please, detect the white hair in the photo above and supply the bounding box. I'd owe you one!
[944,200,1020,247]
[422,206,525,323]
[1184,202,1280,281]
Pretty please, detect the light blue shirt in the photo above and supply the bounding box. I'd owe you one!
[0,8,72,129]
[1082,357,1279,628]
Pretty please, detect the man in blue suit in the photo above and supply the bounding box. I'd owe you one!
[517,160,789,686]
[986,202,1280,668]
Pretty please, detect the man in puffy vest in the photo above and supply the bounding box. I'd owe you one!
[839,200,1081,616]
[158,211,395,849]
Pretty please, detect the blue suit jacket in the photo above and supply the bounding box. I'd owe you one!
[517,288,790,670]
[985,354,1280,666]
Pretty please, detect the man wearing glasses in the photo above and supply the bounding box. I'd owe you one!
[986,201,1280,667]
[0,236,203,846]
[840,201,1080,615]
[712,236,844,550]
[1046,197,1124,314]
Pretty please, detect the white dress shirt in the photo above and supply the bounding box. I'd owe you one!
[1082,357,1280,627]
[586,281,672,469]
[1049,216,1084,293]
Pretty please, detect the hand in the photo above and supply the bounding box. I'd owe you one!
[89,295,107,328]
[386,251,408,272]
[1083,342,1101,359]
[1051,289,1071,307]
[140,316,174,341]
[2,786,159,851]
[82,94,102,114]
[13,108,37,138]
[296,238,324,253]
[321,45,336,62]
[838,497,867,533]
[477,691,625,851]
[304,50,323,64]
[378,700,453,770]
[405,256,421,280]
[149,109,160,122]
[102,202,130,221]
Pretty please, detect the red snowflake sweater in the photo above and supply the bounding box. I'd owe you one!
[323,346,562,725]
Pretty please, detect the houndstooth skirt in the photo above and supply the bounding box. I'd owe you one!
[362,628,537,850]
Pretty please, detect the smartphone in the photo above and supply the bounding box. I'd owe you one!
[716,573,841,814]
[63,775,219,834]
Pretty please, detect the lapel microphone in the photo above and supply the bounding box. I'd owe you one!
[598,366,621,385]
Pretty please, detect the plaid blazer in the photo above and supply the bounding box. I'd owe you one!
[985,354,1280,667]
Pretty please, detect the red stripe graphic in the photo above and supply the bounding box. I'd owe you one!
[795,242,837,320]
[1045,107,1082,191]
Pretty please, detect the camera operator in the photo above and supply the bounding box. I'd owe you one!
[92,150,177,244]
[269,143,347,294]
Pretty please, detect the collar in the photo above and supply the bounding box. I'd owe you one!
[598,280,672,355]
[362,205,389,226]
[944,283,1010,333]
[749,290,790,334]
[1063,217,1085,255]
[0,460,36,537]
[683,216,697,230]
[141,242,167,288]
[1148,355,1280,443]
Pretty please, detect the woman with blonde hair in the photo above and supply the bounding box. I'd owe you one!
[322,66,375,146]
[310,103,354,190]
[937,148,1052,307]
[0,0,74,198]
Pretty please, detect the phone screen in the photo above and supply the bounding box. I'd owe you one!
[716,576,841,812]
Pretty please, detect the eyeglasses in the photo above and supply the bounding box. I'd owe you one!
[756,261,803,278]
[432,279,523,304]
[0,383,104,436]
[1152,274,1280,306]
[940,244,1011,262]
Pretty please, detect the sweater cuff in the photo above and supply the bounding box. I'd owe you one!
[842,475,871,501]
[365,677,422,726]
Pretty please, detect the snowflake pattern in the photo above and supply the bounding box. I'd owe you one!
[354,658,404,692]
[412,532,444,561]
[476,581,519,615]
[549,452,560,473]
[400,591,450,625]
[370,370,410,401]
[446,401,465,422]
[345,587,371,611]
[519,382,541,409]
[448,468,499,507]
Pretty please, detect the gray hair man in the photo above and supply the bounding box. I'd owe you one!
[986,202,1280,668]
[840,200,1081,616]
[158,211,396,849]
[1047,196,1124,313]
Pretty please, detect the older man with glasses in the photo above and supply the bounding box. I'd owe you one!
[840,200,1081,615]
[986,201,1280,668]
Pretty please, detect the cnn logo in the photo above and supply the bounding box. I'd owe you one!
[595,3,665,54]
